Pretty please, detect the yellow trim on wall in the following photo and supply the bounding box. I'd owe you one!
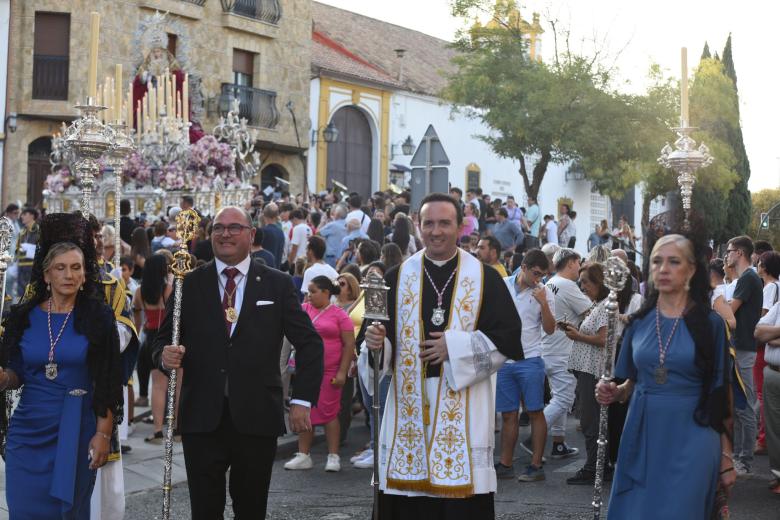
[315,77,391,192]
[316,77,332,192]
[380,91,391,190]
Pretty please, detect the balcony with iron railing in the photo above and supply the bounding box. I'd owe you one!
[32,55,69,101]
[220,83,280,129]
[220,0,282,25]
[180,0,206,5]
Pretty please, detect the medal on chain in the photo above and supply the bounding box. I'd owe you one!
[423,265,457,327]
[219,271,244,324]
[46,299,74,381]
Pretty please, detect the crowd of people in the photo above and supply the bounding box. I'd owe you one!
[0,183,777,519]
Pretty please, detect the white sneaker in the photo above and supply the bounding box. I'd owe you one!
[353,451,375,469]
[351,448,372,465]
[284,452,313,470]
[349,448,373,464]
[325,453,341,472]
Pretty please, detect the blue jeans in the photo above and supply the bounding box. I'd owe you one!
[358,374,391,450]
[734,350,758,466]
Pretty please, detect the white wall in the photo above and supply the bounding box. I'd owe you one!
[307,78,645,258]
[306,77,321,186]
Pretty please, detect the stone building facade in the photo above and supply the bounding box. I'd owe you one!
[2,0,312,209]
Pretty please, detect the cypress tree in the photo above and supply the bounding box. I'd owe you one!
[701,42,711,60]
[721,34,752,238]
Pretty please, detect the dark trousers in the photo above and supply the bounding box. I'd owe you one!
[136,331,156,397]
[575,371,600,472]
[338,376,354,443]
[377,491,494,520]
[182,399,277,519]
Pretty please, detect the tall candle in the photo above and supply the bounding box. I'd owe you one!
[114,64,123,123]
[126,89,132,129]
[681,47,689,126]
[136,101,142,140]
[87,12,100,100]
[182,74,189,125]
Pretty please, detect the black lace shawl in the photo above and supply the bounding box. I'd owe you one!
[1,294,123,419]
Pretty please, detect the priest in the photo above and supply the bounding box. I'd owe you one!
[365,193,523,519]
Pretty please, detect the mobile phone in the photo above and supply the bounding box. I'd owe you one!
[557,321,570,331]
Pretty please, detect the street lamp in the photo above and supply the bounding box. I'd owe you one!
[391,135,415,158]
[4,113,17,133]
[310,121,339,146]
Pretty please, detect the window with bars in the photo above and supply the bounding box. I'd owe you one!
[33,12,70,100]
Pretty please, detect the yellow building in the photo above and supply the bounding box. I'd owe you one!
[2,0,312,208]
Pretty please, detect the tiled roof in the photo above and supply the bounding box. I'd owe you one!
[312,2,457,96]
[312,31,402,89]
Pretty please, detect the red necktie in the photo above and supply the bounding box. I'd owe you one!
[222,267,239,334]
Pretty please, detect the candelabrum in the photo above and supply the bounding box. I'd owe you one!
[62,98,116,215]
[213,97,259,183]
[657,126,714,229]
[138,109,190,171]
[105,122,135,267]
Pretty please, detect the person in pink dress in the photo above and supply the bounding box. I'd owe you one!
[285,276,356,472]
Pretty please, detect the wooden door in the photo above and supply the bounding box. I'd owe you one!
[27,137,52,209]
[326,106,372,198]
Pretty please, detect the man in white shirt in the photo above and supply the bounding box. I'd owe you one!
[496,249,556,482]
[346,194,370,234]
[754,300,780,489]
[544,215,558,246]
[301,236,338,296]
[542,248,592,460]
[287,209,312,265]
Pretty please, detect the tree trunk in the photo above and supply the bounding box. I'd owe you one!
[518,148,551,201]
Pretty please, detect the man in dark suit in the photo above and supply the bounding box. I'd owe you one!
[154,206,324,519]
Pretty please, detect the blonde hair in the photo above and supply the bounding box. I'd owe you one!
[337,272,360,301]
[650,234,695,264]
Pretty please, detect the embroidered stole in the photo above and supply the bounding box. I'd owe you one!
[386,249,483,497]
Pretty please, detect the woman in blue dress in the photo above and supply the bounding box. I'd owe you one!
[597,234,736,519]
[0,213,122,519]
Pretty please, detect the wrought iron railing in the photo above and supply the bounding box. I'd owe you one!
[181,0,207,5]
[220,0,282,25]
[32,55,69,100]
[220,83,280,129]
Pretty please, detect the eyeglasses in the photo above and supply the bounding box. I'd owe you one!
[529,269,546,278]
[212,223,252,236]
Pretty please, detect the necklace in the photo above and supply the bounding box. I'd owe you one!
[423,265,458,326]
[218,273,245,323]
[46,299,75,381]
[654,303,682,385]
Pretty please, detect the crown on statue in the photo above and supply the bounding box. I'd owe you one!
[140,11,171,53]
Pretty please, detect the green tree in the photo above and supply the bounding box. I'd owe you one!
[719,35,752,239]
[701,42,711,60]
[445,0,646,201]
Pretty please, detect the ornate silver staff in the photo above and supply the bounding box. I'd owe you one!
[162,208,199,520]
[592,257,630,520]
[0,216,15,459]
[361,271,390,520]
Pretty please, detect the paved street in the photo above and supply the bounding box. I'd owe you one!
[121,409,778,520]
[0,402,775,519]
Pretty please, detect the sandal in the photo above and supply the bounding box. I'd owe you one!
[144,431,164,445]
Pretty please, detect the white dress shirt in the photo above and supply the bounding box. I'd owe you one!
[214,255,252,337]
[215,255,311,408]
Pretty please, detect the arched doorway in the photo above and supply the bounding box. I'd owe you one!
[261,163,288,189]
[27,137,52,209]
[326,106,372,198]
